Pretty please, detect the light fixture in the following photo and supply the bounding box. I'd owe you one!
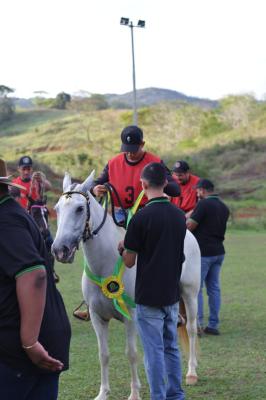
[137,20,145,28]
[120,17,129,26]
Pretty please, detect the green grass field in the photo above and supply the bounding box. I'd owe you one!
[54,231,266,400]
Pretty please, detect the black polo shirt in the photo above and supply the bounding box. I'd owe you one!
[124,197,186,307]
[0,196,71,373]
[189,194,230,257]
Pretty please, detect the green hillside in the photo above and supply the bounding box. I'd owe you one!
[1,95,266,229]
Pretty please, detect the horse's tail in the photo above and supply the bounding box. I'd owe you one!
[178,325,189,356]
[178,297,190,356]
[178,297,200,358]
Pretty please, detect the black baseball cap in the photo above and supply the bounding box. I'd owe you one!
[18,156,33,167]
[172,160,189,173]
[120,126,143,153]
[195,178,214,191]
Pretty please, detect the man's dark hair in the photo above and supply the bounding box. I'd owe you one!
[141,162,167,188]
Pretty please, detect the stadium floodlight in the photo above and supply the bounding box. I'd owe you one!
[137,20,145,28]
[120,17,146,126]
[120,17,129,26]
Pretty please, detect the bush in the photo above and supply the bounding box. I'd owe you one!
[0,97,15,122]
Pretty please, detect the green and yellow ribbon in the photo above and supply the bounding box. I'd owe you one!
[83,190,144,320]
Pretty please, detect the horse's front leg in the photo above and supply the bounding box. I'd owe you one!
[125,317,141,400]
[182,293,198,385]
[90,311,110,400]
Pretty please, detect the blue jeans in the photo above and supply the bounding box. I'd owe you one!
[0,362,59,400]
[114,208,127,224]
[198,254,225,329]
[136,303,185,400]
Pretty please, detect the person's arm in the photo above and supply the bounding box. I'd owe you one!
[91,164,109,197]
[118,213,142,268]
[16,267,64,372]
[118,241,137,268]
[34,172,51,192]
[160,160,181,197]
[186,201,205,231]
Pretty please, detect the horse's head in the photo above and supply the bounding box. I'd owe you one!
[52,170,95,263]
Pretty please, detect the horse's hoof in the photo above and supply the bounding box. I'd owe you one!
[128,396,141,400]
[94,390,110,400]
[186,375,198,385]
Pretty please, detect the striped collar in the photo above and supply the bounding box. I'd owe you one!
[146,197,170,206]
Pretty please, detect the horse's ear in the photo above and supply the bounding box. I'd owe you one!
[63,172,72,192]
[80,170,95,193]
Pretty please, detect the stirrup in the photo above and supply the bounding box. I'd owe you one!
[73,301,90,321]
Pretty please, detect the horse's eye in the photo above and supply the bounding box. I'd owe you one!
[76,206,84,213]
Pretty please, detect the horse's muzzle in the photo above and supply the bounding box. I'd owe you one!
[52,243,77,264]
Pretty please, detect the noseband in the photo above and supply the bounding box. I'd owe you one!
[61,190,108,242]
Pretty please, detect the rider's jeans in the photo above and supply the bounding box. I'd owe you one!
[198,254,225,329]
[114,208,127,224]
[136,303,185,400]
[0,361,59,400]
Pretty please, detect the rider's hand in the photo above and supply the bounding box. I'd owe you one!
[92,185,107,197]
[24,341,64,372]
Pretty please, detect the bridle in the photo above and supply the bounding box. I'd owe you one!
[61,189,109,242]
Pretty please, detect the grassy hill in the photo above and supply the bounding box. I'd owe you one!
[1,95,266,228]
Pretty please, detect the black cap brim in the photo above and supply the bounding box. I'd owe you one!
[120,143,141,153]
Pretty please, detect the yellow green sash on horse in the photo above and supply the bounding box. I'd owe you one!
[84,190,144,320]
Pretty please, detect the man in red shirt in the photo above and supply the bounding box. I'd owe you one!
[92,125,180,222]
[93,126,180,206]
[12,156,51,209]
[171,160,200,217]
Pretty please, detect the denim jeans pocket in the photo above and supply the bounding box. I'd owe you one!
[136,304,161,319]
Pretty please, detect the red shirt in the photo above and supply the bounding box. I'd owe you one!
[171,174,200,212]
[108,152,161,208]
[11,176,38,209]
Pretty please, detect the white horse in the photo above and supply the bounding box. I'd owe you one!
[52,171,201,400]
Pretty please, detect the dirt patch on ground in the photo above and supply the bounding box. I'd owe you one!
[234,207,266,219]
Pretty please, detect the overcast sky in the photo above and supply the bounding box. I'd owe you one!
[1,0,266,100]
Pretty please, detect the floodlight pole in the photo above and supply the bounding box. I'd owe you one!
[120,18,145,126]
[130,21,138,126]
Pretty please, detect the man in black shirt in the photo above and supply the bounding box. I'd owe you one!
[187,179,229,336]
[0,159,71,400]
[118,162,186,400]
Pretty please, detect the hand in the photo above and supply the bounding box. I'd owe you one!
[118,240,125,255]
[93,185,107,197]
[24,341,64,372]
[34,172,43,183]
